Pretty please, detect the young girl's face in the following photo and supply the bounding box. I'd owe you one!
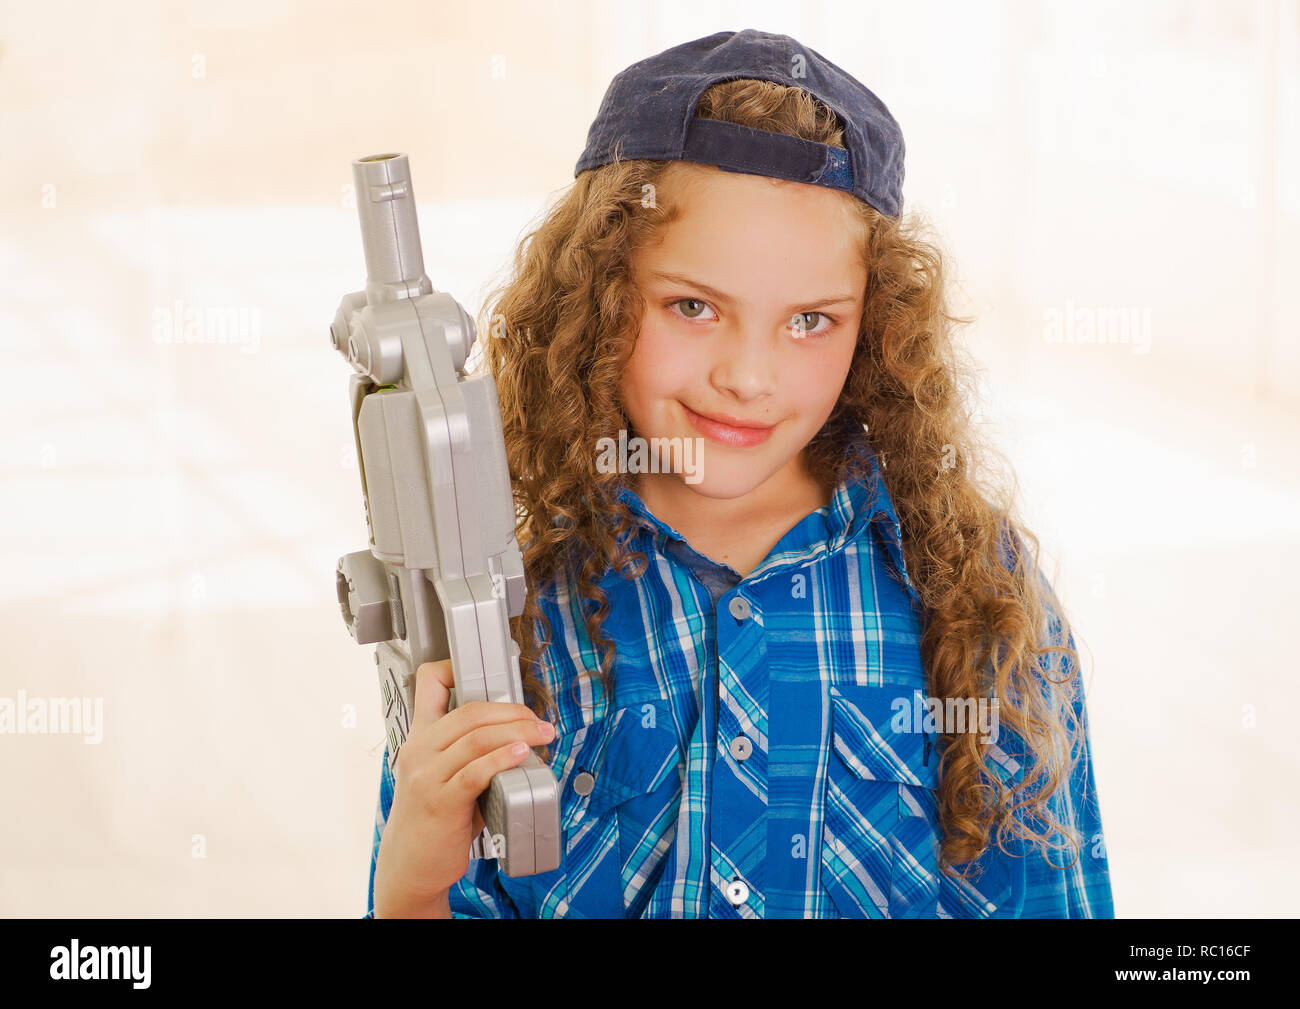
[621,163,867,505]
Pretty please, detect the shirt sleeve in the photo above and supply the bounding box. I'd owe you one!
[1012,569,1116,918]
[364,744,522,918]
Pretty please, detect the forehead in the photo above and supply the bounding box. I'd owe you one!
[639,163,865,291]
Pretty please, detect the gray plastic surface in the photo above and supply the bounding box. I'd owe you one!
[332,152,560,877]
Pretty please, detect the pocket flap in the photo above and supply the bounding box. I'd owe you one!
[829,684,938,791]
[560,701,680,830]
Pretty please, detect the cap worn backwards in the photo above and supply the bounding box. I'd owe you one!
[574,28,906,218]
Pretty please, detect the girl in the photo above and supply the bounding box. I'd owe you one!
[367,28,1114,918]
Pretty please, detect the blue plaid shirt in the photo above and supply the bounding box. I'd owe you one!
[364,439,1114,918]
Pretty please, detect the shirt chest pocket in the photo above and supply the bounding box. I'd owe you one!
[821,683,942,919]
[557,700,682,919]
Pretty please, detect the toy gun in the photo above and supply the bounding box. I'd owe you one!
[330,152,560,876]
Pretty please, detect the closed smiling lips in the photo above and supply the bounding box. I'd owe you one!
[681,402,776,447]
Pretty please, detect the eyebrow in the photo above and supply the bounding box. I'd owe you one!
[645,271,858,310]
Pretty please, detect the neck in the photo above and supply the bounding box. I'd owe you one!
[632,452,832,548]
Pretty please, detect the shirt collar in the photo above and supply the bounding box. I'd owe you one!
[610,430,920,604]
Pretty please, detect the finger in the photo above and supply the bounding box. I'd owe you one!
[428,698,543,750]
[412,659,454,727]
[447,739,536,804]
[438,717,551,782]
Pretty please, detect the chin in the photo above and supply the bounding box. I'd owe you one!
[665,454,782,500]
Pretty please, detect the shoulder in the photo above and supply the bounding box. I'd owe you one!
[525,539,692,733]
[524,560,611,729]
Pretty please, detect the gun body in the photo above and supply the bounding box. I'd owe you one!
[332,153,560,877]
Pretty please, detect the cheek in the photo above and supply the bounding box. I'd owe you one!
[787,351,850,417]
[622,314,697,407]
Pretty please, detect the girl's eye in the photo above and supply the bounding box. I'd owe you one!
[669,298,716,321]
[789,311,832,338]
[667,299,835,337]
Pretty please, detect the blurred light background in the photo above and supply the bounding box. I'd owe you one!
[1,0,1296,917]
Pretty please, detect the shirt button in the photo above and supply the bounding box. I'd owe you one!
[726,878,750,905]
[573,771,596,796]
[729,735,752,761]
[728,596,751,621]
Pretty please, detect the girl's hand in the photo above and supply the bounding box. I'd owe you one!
[371,659,554,917]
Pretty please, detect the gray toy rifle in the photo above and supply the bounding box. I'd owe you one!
[330,152,560,877]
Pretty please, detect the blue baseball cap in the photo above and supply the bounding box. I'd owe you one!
[574,28,905,218]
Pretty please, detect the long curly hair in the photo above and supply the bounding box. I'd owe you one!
[474,78,1091,881]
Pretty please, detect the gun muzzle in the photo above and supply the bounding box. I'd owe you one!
[352,153,434,305]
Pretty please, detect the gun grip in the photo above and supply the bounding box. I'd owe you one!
[435,686,561,876]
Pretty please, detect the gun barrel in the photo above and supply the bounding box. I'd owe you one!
[352,153,433,305]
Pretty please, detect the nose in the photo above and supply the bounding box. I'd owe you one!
[709,326,778,403]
